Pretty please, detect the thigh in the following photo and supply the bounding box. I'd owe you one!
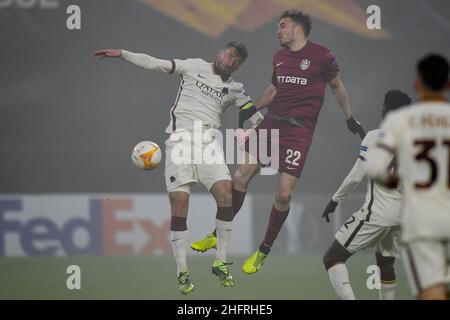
[276,172,299,195]
[376,227,401,258]
[165,138,198,192]
[197,163,231,191]
[401,240,450,296]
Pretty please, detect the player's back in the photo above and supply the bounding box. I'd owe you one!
[389,102,450,241]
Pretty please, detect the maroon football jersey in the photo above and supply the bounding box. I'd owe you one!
[269,40,339,131]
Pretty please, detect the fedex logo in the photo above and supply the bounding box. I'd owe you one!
[0,197,171,256]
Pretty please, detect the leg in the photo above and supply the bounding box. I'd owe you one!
[242,173,298,274]
[375,228,400,300]
[210,179,233,263]
[168,187,194,295]
[323,240,355,300]
[191,158,259,252]
[418,285,447,300]
[402,240,448,300]
[376,252,397,300]
[259,172,298,254]
[209,179,235,287]
[169,189,190,275]
[232,155,260,219]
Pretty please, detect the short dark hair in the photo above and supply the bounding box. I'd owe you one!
[225,41,248,62]
[382,90,411,119]
[279,10,312,37]
[417,54,449,91]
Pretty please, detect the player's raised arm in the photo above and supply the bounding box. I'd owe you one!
[94,49,173,73]
[328,74,366,139]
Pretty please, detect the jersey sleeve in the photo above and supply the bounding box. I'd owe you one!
[321,49,340,82]
[170,58,198,75]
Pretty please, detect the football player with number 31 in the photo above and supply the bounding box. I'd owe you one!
[367,54,450,300]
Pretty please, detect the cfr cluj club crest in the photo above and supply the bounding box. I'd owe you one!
[300,59,310,70]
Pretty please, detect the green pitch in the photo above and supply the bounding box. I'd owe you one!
[0,254,412,299]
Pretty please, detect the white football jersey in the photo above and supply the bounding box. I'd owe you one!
[333,129,402,226]
[166,58,252,133]
[376,102,450,241]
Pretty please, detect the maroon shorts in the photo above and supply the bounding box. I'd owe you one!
[244,116,313,178]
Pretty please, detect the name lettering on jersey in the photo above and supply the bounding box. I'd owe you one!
[408,114,450,129]
[277,76,308,85]
[195,81,227,103]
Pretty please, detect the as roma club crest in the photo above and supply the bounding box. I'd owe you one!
[300,59,310,70]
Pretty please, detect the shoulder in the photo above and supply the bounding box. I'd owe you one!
[307,40,334,55]
[174,58,209,68]
[273,48,289,59]
[228,79,248,95]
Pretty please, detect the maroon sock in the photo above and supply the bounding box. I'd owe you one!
[216,206,233,222]
[170,216,187,231]
[259,206,290,255]
[232,189,247,219]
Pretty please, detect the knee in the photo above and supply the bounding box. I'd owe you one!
[233,170,249,191]
[215,187,232,207]
[275,190,292,207]
[170,196,188,217]
[323,241,352,270]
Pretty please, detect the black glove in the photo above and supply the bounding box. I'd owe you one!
[239,103,257,128]
[346,116,366,140]
[322,199,338,223]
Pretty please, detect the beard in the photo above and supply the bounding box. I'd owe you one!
[279,37,292,48]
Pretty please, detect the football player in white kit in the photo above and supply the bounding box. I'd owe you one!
[322,90,411,300]
[367,54,450,300]
[94,42,260,294]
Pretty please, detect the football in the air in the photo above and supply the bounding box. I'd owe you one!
[131,141,162,170]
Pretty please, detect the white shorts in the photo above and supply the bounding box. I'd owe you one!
[401,240,450,296]
[164,131,231,193]
[335,213,400,258]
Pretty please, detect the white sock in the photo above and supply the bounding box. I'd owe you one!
[215,219,232,262]
[380,281,397,300]
[170,230,188,275]
[328,263,356,300]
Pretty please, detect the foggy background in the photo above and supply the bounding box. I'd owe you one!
[1,0,449,256]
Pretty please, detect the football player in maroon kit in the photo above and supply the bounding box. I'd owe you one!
[192,10,366,274]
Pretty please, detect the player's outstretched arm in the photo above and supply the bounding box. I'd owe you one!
[94,49,122,58]
[254,84,277,111]
[94,49,173,73]
[328,74,366,139]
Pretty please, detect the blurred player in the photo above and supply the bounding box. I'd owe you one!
[94,42,258,294]
[191,10,365,274]
[322,90,411,300]
[367,54,450,300]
